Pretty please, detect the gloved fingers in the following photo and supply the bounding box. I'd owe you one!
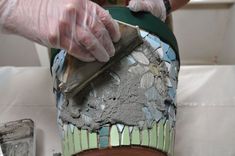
[76,26,110,62]
[91,20,115,57]
[128,0,144,12]
[95,4,121,43]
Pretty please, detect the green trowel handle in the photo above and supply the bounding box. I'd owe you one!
[105,6,179,63]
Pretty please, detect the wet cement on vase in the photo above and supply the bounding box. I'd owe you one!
[57,39,178,132]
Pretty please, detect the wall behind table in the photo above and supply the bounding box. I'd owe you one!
[173,2,235,65]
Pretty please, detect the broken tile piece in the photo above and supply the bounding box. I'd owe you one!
[149,64,160,76]
[166,48,176,61]
[140,72,154,89]
[89,132,98,149]
[131,127,140,145]
[163,121,170,152]
[117,124,125,133]
[99,126,109,137]
[165,62,171,72]
[145,87,160,101]
[161,41,170,53]
[157,120,164,150]
[120,55,136,66]
[128,64,149,75]
[68,125,75,155]
[81,129,88,150]
[156,48,164,59]
[110,125,119,146]
[99,136,109,148]
[73,128,81,153]
[109,72,121,85]
[141,129,149,146]
[166,77,173,87]
[150,122,157,148]
[145,34,161,50]
[140,30,149,38]
[132,52,150,65]
[122,126,130,145]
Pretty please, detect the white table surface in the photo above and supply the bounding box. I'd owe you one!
[0,65,235,156]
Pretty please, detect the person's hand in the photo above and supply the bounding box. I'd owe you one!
[0,0,121,62]
[128,0,167,21]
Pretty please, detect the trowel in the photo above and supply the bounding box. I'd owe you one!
[55,20,143,98]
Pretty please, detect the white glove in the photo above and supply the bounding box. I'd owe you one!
[0,0,121,62]
[128,0,167,21]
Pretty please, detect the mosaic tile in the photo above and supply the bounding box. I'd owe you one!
[128,64,149,75]
[109,72,121,85]
[68,125,75,155]
[120,55,137,67]
[132,52,150,65]
[145,87,160,101]
[89,132,98,149]
[157,120,164,150]
[99,136,109,148]
[73,128,81,153]
[161,41,170,53]
[63,127,69,156]
[122,126,130,145]
[166,77,173,87]
[156,48,164,59]
[117,124,125,133]
[168,129,175,156]
[163,120,170,152]
[149,64,160,76]
[165,62,171,72]
[168,87,176,101]
[145,34,161,50]
[142,107,154,125]
[140,30,149,38]
[131,127,140,145]
[81,129,88,150]
[110,125,119,146]
[141,129,149,146]
[163,53,171,63]
[140,72,154,89]
[99,126,110,137]
[166,48,176,61]
[149,122,157,148]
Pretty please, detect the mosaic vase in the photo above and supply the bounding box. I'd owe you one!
[51,6,179,156]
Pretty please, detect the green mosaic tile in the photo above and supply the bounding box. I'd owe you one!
[73,127,81,153]
[99,126,110,137]
[81,129,89,150]
[157,120,164,150]
[99,136,109,148]
[149,122,157,148]
[164,121,170,152]
[89,132,98,149]
[141,129,149,146]
[63,128,69,156]
[131,127,140,145]
[168,129,175,156]
[121,126,130,145]
[68,125,75,155]
[110,125,119,146]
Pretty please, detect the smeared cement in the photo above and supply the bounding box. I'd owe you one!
[57,39,177,131]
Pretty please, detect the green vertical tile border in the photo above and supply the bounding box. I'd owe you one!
[122,126,130,145]
[141,129,149,146]
[89,132,98,149]
[73,127,81,153]
[157,120,164,150]
[168,128,175,156]
[81,129,89,150]
[110,125,120,146]
[149,122,157,148]
[63,125,69,156]
[68,125,75,155]
[131,127,140,145]
[163,120,170,152]
[99,136,109,148]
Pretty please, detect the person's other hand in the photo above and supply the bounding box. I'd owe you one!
[128,0,167,21]
[0,0,121,62]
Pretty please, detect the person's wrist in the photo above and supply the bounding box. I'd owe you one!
[162,0,172,15]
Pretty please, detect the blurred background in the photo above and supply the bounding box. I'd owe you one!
[1,0,234,66]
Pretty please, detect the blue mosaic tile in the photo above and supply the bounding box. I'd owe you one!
[145,34,161,50]
[162,52,171,63]
[99,136,109,148]
[168,87,176,100]
[99,126,109,137]
[166,48,176,61]
[161,41,170,53]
